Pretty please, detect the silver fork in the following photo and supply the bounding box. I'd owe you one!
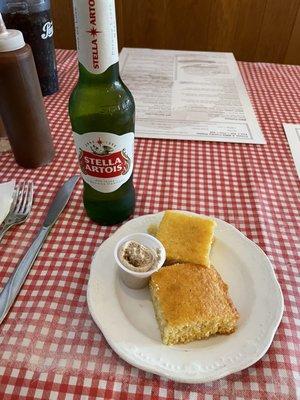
[0,182,34,242]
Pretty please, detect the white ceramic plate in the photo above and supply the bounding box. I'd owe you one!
[87,211,284,383]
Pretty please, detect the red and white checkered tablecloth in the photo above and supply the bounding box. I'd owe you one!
[0,49,299,399]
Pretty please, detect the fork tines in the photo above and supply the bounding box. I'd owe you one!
[11,182,34,215]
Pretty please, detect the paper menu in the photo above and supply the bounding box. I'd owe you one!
[283,123,300,178]
[119,48,265,144]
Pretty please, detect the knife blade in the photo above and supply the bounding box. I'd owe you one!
[0,175,80,325]
[44,175,80,227]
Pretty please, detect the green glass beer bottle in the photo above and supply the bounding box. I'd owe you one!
[69,0,135,225]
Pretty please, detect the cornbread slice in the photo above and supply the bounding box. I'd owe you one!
[156,211,216,266]
[147,223,158,237]
[150,263,239,345]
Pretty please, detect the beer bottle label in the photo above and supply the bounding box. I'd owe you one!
[73,0,119,74]
[73,131,134,193]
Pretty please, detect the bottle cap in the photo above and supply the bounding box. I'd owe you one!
[0,12,25,52]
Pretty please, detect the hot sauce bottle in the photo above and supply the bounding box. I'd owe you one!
[0,13,55,168]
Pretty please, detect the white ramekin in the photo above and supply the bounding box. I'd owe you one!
[114,233,166,289]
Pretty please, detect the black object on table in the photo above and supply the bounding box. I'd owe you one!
[0,0,59,96]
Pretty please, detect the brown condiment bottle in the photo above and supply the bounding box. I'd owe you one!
[0,115,6,138]
[0,13,54,168]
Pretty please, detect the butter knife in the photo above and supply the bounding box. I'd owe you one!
[0,175,80,324]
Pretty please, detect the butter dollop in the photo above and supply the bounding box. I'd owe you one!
[119,240,159,272]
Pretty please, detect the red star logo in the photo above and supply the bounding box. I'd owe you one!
[86,27,101,37]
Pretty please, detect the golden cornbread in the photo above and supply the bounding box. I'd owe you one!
[147,223,158,237]
[149,263,239,345]
[156,210,216,266]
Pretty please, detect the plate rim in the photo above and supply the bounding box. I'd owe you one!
[87,211,284,383]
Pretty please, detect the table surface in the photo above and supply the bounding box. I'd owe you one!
[0,49,299,399]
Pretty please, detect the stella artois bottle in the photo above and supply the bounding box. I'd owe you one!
[69,0,135,225]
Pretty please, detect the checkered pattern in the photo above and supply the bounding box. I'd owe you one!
[0,50,299,399]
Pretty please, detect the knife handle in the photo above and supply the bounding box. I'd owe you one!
[0,226,49,324]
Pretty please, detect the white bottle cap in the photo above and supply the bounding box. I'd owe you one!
[0,12,25,52]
